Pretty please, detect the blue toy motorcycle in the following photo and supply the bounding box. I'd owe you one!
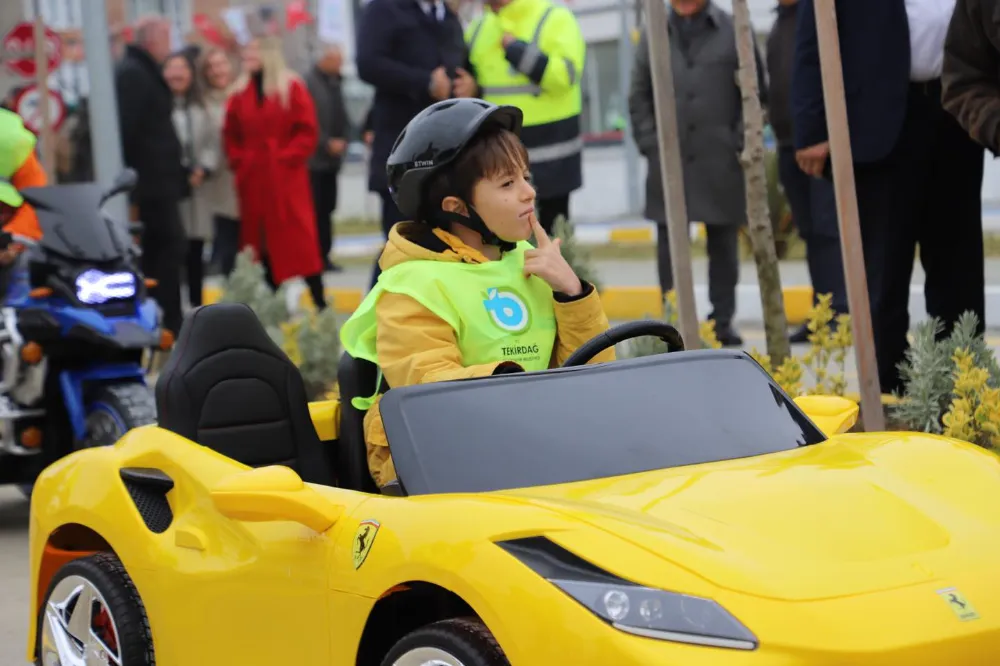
[0,169,164,494]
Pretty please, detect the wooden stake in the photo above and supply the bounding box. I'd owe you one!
[33,13,55,177]
[813,0,884,430]
[642,0,700,349]
[732,0,790,365]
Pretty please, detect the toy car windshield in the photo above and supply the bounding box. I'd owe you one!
[20,184,131,262]
[380,350,827,496]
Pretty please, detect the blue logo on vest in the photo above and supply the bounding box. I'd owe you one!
[483,287,530,333]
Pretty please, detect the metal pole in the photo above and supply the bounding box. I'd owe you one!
[617,0,641,215]
[81,0,127,222]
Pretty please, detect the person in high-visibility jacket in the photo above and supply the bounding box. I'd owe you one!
[458,0,586,235]
[0,108,47,262]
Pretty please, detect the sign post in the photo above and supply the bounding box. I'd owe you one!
[33,12,55,176]
[641,0,700,349]
[813,0,884,430]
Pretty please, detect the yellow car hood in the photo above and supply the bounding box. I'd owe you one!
[499,435,1000,602]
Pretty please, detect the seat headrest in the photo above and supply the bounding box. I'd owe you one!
[166,302,285,369]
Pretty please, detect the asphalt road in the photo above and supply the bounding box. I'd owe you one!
[0,485,30,666]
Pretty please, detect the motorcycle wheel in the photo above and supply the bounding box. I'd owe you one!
[81,382,157,449]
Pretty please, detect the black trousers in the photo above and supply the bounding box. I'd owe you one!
[778,146,848,314]
[310,168,339,266]
[136,197,185,335]
[369,189,407,288]
[657,223,740,327]
[186,239,204,307]
[536,194,570,235]
[261,254,326,310]
[854,79,985,394]
[211,214,240,276]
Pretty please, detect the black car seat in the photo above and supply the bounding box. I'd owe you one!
[336,352,381,493]
[155,303,335,486]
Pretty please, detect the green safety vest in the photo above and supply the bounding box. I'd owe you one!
[340,241,557,410]
[0,108,36,208]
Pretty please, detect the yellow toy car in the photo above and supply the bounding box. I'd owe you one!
[25,305,1000,665]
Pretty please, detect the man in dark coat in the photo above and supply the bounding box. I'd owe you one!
[942,0,1000,154]
[356,0,468,286]
[628,0,767,347]
[305,44,350,273]
[115,16,185,335]
[792,0,984,395]
[767,0,846,343]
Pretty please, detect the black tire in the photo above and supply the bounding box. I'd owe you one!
[81,382,157,449]
[381,617,509,666]
[36,551,155,666]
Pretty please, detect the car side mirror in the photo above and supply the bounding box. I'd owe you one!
[100,168,138,205]
[210,466,343,533]
[793,395,860,437]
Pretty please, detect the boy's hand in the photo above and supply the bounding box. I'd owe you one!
[524,215,583,297]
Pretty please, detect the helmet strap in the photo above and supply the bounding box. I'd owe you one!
[430,207,517,254]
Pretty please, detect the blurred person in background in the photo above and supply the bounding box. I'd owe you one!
[165,51,219,309]
[305,44,350,274]
[766,0,845,343]
[199,46,241,277]
[629,0,767,347]
[459,0,587,234]
[942,0,1000,153]
[115,15,185,335]
[793,0,984,394]
[223,35,327,310]
[0,107,47,247]
[355,0,467,287]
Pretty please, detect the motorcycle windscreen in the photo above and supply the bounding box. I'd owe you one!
[19,183,131,262]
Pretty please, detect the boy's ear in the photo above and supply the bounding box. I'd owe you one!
[441,196,469,217]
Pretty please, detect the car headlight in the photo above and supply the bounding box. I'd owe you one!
[75,269,136,305]
[551,579,757,650]
[497,537,758,651]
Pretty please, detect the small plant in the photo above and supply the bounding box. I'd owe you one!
[748,292,851,397]
[893,311,1000,436]
[941,348,1000,449]
[218,248,340,400]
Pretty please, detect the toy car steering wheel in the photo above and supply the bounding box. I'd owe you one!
[561,319,685,367]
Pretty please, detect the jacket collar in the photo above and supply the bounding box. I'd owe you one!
[494,0,539,24]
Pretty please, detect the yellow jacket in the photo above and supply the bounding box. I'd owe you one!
[364,222,615,486]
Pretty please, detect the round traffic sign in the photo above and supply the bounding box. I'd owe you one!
[14,85,66,133]
[3,22,61,78]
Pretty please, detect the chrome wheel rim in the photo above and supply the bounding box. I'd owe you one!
[40,575,122,665]
[392,647,467,666]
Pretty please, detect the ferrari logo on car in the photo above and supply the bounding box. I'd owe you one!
[353,519,380,569]
[937,587,980,622]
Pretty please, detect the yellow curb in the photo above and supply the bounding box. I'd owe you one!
[299,287,364,313]
[782,285,814,326]
[203,285,223,305]
[600,286,664,320]
[609,227,655,243]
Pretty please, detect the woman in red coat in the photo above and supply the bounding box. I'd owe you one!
[223,36,326,309]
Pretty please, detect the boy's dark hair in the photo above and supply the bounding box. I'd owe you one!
[421,126,529,224]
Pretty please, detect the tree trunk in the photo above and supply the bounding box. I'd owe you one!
[731,0,790,365]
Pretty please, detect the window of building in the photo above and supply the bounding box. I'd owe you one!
[581,39,628,140]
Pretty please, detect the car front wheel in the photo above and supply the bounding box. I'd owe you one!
[37,552,154,666]
[383,618,508,666]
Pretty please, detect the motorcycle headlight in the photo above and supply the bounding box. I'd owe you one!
[497,537,758,651]
[74,269,137,305]
[551,579,757,650]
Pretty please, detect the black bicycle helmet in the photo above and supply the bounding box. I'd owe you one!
[386,99,523,250]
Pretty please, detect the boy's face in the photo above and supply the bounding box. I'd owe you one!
[470,167,537,242]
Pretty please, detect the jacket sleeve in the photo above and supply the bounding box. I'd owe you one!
[791,0,828,149]
[550,284,616,367]
[4,153,47,241]
[503,7,585,96]
[222,93,244,173]
[115,64,149,170]
[305,73,332,148]
[942,0,1000,154]
[628,30,659,157]
[277,81,320,166]
[356,0,434,101]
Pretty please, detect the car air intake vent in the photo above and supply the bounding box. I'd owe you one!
[495,536,624,584]
[120,467,174,534]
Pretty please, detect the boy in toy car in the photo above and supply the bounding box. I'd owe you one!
[341,99,615,488]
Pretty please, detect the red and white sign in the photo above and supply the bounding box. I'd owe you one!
[14,85,66,134]
[3,22,61,79]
